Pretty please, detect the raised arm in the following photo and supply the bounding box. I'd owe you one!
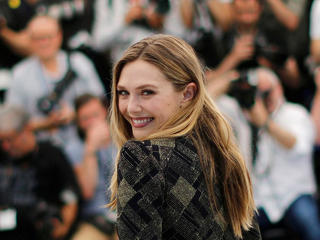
[0,25,31,56]
[265,0,302,31]
[207,0,233,31]
[310,0,320,63]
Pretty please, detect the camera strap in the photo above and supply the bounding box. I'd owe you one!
[249,123,259,166]
[49,52,77,101]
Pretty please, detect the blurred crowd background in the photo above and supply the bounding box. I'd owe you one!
[0,0,320,240]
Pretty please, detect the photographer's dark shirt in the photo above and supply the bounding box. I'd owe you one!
[0,142,80,239]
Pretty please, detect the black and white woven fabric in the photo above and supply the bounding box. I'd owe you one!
[117,136,261,240]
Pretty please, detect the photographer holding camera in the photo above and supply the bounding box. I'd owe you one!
[207,0,288,78]
[210,67,320,240]
[65,94,117,240]
[5,15,104,148]
[0,105,80,240]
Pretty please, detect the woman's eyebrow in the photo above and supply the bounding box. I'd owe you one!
[117,84,157,90]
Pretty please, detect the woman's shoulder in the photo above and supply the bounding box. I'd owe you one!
[119,138,176,167]
[123,137,176,148]
[120,136,197,165]
[122,136,195,155]
[122,137,176,153]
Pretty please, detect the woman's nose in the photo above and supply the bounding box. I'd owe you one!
[127,95,142,114]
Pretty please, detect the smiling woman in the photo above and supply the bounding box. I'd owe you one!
[109,34,262,240]
[117,59,196,139]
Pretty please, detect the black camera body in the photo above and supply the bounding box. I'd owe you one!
[228,69,258,109]
[37,94,58,115]
[254,34,288,67]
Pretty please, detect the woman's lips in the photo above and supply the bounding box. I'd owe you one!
[131,117,154,128]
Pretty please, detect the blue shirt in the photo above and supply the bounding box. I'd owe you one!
[65,136,116,220]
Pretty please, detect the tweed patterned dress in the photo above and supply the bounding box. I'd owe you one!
[117,136,261,240]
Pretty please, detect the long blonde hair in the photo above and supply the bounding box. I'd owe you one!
[109,34,255,238]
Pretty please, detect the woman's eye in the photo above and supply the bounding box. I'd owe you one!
[142,90,154,96]
[117,90,128,96]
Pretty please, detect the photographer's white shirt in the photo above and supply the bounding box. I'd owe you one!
[6,50,104,147]
[216,95,316,222]
[310,0,320,39]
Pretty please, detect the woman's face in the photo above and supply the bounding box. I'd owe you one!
[117,60,184,139]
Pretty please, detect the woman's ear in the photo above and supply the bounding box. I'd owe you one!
[182,82,197,103]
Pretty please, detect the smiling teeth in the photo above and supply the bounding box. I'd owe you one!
[133,118,153,124]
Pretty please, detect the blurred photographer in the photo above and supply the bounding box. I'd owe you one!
[5,15,104,148]
[207,0,287,82]
[260,0,312,106]
[0,0,89,97]
[65,94,116,240]
[179,0,233,68]
[210,67,320,240]
[0,105,80,240]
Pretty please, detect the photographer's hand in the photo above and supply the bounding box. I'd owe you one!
[245,97,269,128]
[51,202,77,239]
[55,103,75,125]
[29,104,74,132]
[231,35,255,63]
[75,121,111,200]
[246,97,296,149]
[213,34,255,76]
[51,218,68,239]
[206,70,239,99]
[45,103,75,126]
[266,0,300,31]
[125,3,144,24]
[86,121,111,151]
[206,0,233,31]
[0,25,31,56]
[29,115,61,132]
[144,3,165,29]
